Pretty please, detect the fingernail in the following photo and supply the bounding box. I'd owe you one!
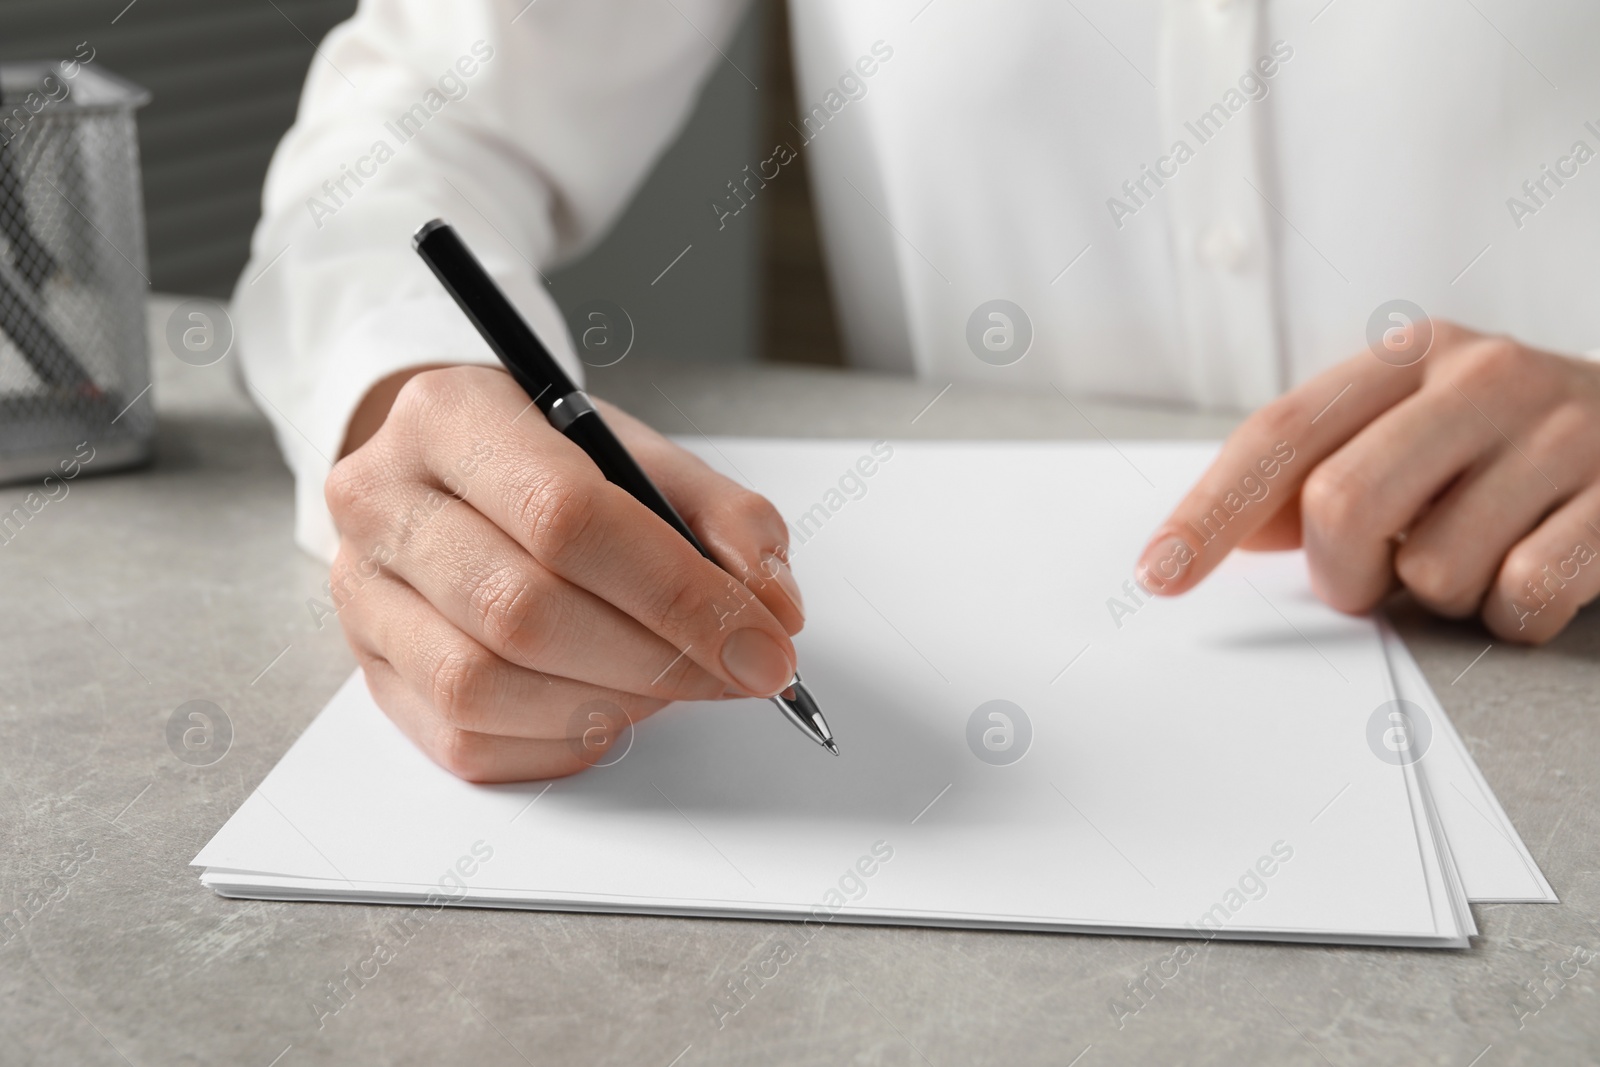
[1136,534,1195,593]
[721,628,793,696]
[763,553,804,615]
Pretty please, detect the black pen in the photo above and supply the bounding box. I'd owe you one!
[412,219,837,755]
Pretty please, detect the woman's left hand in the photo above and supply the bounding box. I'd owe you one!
[1136,319,1600,643]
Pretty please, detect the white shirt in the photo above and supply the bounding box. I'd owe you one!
[234,0,1600,561]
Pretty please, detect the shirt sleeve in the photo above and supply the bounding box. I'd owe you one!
[231,0,750,562]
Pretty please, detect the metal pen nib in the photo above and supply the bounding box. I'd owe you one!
[769,673,837,754]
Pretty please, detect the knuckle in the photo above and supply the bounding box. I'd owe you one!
[324,454,369,521]
[1488,544,1581,644]
[652,573,723,640]
[1486,567,1567,645]
[325,549,372,624]
[468,565,547,653]
[719,490,785,543]
[1394,544,1476,616]
[427,642,496,731]
[1241,403,1300,454]
[522,477,598,567]
[1453,337,1528,391]
[391,367,454,423]
[1496,545,1548,602]
[1299,465,1365,541]
[432,726,493,782]
[1533,400,1600,460]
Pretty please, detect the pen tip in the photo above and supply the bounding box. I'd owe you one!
[824,739,839,756]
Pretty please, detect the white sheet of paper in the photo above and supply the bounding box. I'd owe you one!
[1379,624,1556,903]
[196,441,1482,946]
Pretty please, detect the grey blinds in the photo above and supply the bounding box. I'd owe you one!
[2,0,357,296]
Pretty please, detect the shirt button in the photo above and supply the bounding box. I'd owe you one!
[1198,223,1249,272]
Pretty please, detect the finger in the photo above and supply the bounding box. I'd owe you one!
[1397,444,1578,618]
[599,399,805,633]
[1295,383,1503,613]
[350,481,727,701]
[387,368,799,698]
[1482,484,1600,643]
[1136,326,1453,595]
[1238,488,1302,551]
[337,559,668,741]
[1303,336,1599,614]
[360,657,597,782]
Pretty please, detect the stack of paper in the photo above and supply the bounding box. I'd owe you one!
[195,442,1554,947]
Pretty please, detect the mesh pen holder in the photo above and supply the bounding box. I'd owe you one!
[0,60,152,484]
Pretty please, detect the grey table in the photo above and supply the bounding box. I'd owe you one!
[1,296,1596,1066]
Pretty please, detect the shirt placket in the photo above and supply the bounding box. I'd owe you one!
[1159,0,1283,410]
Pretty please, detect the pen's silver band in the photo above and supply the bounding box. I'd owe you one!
[547,390,596,433]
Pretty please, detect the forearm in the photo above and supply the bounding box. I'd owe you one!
[232,0,748,560]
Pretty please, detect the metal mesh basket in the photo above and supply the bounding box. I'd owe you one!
[0,60,152,484]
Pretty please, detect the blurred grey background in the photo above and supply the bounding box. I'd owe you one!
[2,0,842,365]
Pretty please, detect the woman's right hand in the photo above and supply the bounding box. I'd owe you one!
[323,365,805,782]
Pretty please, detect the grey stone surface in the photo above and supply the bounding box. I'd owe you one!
[0,296,1595,1066]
